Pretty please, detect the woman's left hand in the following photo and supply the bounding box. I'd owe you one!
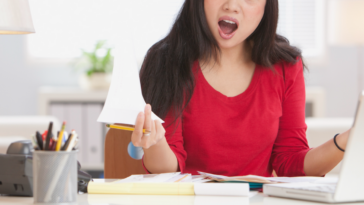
[304,128,351,176]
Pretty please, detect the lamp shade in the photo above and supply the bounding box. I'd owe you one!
[0,0,35,34]
[328,0,364,45]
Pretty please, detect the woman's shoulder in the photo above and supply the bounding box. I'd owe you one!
[272,57,304,83]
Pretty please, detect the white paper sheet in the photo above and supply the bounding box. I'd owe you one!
[165,174,192,182]
[198,171,272,183]
[97,23,164,125]
[113,172,181,183]
[267,177,325,183]
[97,1,186,125]
[194,183,250,197]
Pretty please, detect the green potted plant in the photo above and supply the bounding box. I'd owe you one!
[76,40,114,89]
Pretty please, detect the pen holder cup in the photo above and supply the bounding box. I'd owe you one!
[33,151,78,205]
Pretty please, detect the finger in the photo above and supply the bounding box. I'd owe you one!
[140,131,151,148]
[155,120,165,141]
[152,120,163,145]
[151,119,158,144]
[141,118,157,148]
[140,118,154,149]
[131,112,144,146]
[152,118,157,135]
[144,104,152,133]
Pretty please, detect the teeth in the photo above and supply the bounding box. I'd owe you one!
[223,20,236,24]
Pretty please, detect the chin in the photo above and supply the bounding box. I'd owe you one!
[216,38,245,50]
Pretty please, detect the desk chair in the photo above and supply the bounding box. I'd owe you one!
[104,129,146,179]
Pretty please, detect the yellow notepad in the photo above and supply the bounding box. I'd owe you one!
[88,181,195,195]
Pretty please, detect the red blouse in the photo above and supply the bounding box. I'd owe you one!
[161,58,310,177]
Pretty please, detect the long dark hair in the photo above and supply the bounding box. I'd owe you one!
[140,0,302,126]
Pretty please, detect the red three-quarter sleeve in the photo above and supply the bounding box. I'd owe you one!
[270,58,311,176]
[162,110,187,173]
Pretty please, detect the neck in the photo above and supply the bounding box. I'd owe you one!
[201,41,253,70]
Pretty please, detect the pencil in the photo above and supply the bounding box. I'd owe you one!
[174,174,189,182]
[106,124,151,134]
[55,121,66,151]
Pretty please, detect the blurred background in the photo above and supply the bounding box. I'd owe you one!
[0,0,363,177]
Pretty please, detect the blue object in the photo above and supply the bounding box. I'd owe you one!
[99,172,104,179]
[63,132,68,142]
[127,142,144,160]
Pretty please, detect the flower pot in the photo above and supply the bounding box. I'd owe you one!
[79,73,111,90]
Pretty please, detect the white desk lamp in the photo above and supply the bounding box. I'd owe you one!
[0,0,35,34]
[328,0,364,92]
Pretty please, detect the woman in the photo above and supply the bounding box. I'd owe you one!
[131,0,350,177]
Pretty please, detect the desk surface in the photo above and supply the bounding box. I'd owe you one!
[1,192,364,205]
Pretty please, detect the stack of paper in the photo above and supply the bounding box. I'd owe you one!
[198,171,326,189]
[87,172,250,196]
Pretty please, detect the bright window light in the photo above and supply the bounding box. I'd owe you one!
[27,0,325,61]
[27,0,184,61]
[278,0,325,57]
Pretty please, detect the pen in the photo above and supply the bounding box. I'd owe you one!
[55,121,66,151]
[44,122,53,151]
[41,130,48,149]
[50,139,57,151]
[31,135,39,149]
[62,131,68,147]
[41,130,47,141]
[66,131,78,151]
[36,131,43,150]
[72,137,79,150]
[106,124,151,134]
[62,131,74,151]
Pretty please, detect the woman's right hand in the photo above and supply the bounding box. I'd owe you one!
[131,104,166,149]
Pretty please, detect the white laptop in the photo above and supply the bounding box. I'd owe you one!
[264,91,364,203]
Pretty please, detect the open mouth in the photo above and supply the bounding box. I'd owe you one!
[218,20,238,35]
[217,17,239,40]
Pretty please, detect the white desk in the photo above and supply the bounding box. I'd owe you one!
[1,193,364,205]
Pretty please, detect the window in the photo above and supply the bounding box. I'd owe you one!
[27,0,325,61]
[27,0,185,61]
[277,0,325,58]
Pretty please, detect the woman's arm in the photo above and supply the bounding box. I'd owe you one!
[304,129,350,176]
[131,104,182,173]
[271,58,348,177]
[143,137,179,173]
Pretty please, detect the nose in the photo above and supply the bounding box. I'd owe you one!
[223,0,241,13]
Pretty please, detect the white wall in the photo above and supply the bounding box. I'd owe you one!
[0,35,363,118]
[306,47,364,118]
[0,35,79,115]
